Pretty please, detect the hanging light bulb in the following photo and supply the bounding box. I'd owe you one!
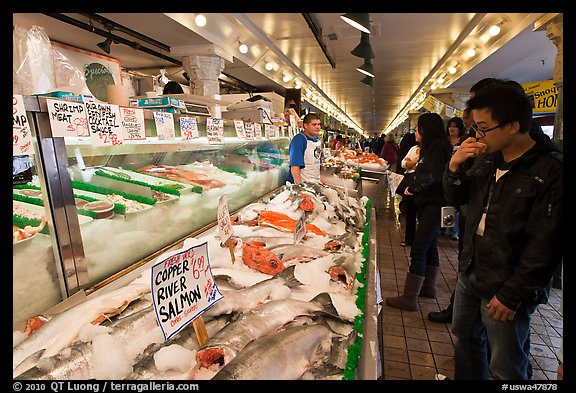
[265,61,274,71]
[466,47,477,58]
[488,25,501,36]
[448,64,458,75]
[351,32,375,59]
[195,14,207,27]
[239,42,249,54]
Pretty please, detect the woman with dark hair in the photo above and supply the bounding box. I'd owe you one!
[386,112,452,311]
[444,116,467,241]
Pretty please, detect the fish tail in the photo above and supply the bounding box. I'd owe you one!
[310,293,339,319]
[275,265,303,288]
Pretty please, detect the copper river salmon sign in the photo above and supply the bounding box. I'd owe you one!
[151,240,224,340]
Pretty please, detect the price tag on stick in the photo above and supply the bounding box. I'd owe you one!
[217,195,235,263]
[294,215,307,244]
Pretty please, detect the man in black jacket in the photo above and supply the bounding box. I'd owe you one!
[443,83,563,380]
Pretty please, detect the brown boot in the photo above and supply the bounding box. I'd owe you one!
[419,265,440,298]
[385,273,425,311]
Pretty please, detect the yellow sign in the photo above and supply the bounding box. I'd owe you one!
[521,80,558,113]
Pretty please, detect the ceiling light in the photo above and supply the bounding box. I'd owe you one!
[466,47,477,57]
[360,75,374,87]
[356,59,375,78]
[448,65,458,74]
[195,14,207,27]
[282,73,293,83]
[351,32,375,59]
[239,42,248,54]
[265,61,274,71]
[488,25,501,36]
[340,13,371,34]
[97,38,113,54]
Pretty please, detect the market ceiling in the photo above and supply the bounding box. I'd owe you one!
[13,13,558,135]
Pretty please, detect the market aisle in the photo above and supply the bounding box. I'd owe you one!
[369,177,563,381]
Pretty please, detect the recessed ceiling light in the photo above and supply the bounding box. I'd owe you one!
[195,14,206,27]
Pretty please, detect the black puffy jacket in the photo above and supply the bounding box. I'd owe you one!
[443,134,563,310]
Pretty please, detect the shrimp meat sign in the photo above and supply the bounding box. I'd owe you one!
[151,241,224,340]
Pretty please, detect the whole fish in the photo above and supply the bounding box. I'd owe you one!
[211,322,333,380]
[203,265,302,318]
[241,240,285,275]
[267,244,328,263]
[194,293,343,373]
[211,267,272,288]
[327,254,360,290]
[13,283,151,378]
[15,304,159,380]
[128,316,230,380]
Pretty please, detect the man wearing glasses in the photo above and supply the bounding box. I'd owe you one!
[442,81,563,380]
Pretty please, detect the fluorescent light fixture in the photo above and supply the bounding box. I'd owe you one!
[340,13,371,34]
[351,32,375,59]
[195,14,207,27]
[356,59,375,78]
[239,42,248,54]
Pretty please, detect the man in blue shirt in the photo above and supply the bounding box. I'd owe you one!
[287,113,323,183]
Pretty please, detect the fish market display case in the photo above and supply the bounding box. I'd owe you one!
[13,95,380,380]
[13,95,289,328]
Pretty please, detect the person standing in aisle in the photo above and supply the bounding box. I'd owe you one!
[385,112,452,311]
[444,82,563,380]
[287,113,323,184]
[398,131,420,247]
[444,116,468,241]
[380,133,400,172]
[396,131,418,176]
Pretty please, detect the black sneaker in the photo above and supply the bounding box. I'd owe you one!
[428,308,453,323]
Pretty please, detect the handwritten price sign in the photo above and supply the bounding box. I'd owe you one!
[121,107,146,140]
[13,95,33,155]
[233,120,246,139]
[254,122,263,140]
[85,102,124,147]
[46,98,89,137]
[151,240,224,341]
[244,122,254,140]
[153,112,176,141]
[294,215,307,244]
[217,194,234,245]
[206,117,225,144]
[180,116,199,140]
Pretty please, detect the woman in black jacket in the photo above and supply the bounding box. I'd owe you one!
[386,112,452,311]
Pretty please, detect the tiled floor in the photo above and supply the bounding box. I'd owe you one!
[366,177,563,381]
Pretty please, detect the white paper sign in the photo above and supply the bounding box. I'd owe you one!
[294,215,307,244]
[233,120,246,139]
[206,117,225,144]
[323,148,332,158]
[13,95,34,155]
[46,98,89,137]
[217,194,234,245]
[264,124,274,139]
[244,122,254,140]
[151,241,224,341]
[387,171,404,198]
[289,115,297,128]
[153,112,176,141]
[120,106,146,140]
[180,116,199,140]
[85,102,124,146]
[254,123,262,140]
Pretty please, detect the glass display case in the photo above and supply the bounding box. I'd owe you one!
[13,95,290,327]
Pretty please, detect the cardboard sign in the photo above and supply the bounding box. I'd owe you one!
[294,215,307,244]
[233,120,246,139]
[387,171,404,198]
[120,106,146,140]
[217,195,234,246]
[46,98,89,137]
[13,95,34,155]
[254,122,262,140]
[180,116,199,140]
[153,111,176,141]
[244,122,254,140]
[151,240,224,341]
[206,117,225,144]
[85,102,124,146]
[522,79,558,113]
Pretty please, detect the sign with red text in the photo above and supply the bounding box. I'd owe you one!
[217,194,234,246]
[254,122,262,140]
[151,240,224,341]
[120,106,146,140]
[244,122,254,140]
[180,116,199,140]
[233,120,246,139]
[264,124,275,139]
[46,98,89,137]
[294,215,307,244]
[153,112,176,141]
[13,95,34,155]
[85,102,124,147]
[206,117,225,144]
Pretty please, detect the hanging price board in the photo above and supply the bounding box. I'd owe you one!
[13,95,34,155]
[120,106,146,140]
[153,112,176,141]
[85,102,124,147]
[180,116,199,140]
[206,117,225,144]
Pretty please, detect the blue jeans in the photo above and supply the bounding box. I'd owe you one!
[409,204,441,276]
[452,272,536,380]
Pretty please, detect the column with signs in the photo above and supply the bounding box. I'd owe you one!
[85,102,124,146]
[206,117,225,144]
[151,241,224,342]
[120,107,146,141]
[180,116,199,140]
[46,99,89,137]
[154,112,176,141]
[13,95,34,155]
[217,195,235,263]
